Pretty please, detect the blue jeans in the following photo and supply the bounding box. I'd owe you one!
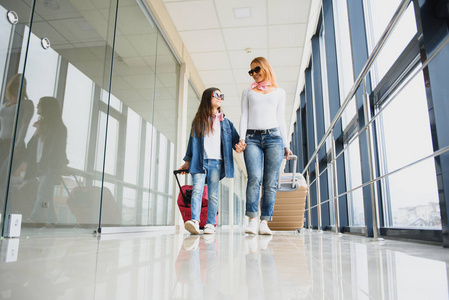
[191,159,221,225]
[244,128,284,221]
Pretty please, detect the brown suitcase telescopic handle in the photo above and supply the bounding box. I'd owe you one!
[277,155,298,190]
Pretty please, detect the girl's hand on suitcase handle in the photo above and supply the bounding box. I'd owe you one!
[178,161,190,174]
[235,139,246,153]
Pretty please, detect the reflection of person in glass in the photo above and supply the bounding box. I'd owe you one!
[0,74,34,164]
[0,74,34,209]
[245,235,280,299]
[177,235,219,299]
[28,97,68,224]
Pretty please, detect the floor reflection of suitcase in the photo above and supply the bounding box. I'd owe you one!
[174,170,217,229]
[62,177,120,225]
[271,155,308,232]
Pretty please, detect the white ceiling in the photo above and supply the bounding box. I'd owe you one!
[162,0,314,136]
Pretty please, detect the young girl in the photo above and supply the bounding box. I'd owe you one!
[179,87,245,235]
[240,57,293,235]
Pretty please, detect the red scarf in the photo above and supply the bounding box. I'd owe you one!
[250,81,270,91]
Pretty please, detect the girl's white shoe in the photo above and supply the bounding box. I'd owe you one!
[185,220,200,235]
[203,224,215,234]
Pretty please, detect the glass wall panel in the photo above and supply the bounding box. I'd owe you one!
[0,0,180,234]
[150,32,179,226]
[103,2,179,227]
[377,69,440,228]
[0,1,34,231]
[102,0,159,227]
[1,0,118,233]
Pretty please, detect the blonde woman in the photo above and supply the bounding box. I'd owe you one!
[240,57,293,235]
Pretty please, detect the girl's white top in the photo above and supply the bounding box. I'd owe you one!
[203,120,222,160]
[239,87,288,148]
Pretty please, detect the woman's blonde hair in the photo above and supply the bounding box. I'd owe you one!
[6,73,28,101]
[251,57,278,88]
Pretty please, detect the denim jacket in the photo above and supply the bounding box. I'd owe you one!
[183,118,240,180]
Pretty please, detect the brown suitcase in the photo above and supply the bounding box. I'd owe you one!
[270,155,308,231]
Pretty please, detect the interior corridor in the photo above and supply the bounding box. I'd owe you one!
[1,229,448,300]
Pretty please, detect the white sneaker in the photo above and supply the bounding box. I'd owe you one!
[185,220,200,235]
[259,220,273,235]
[245,218,258,235]
[203,224,215,234]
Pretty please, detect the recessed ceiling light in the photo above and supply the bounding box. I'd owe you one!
[233,7,251,19]
[43,0,61,11]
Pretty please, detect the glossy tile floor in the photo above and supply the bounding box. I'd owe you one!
[1,228,449,300]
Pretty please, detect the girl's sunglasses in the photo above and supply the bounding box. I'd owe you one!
[248,66,261,76]
[212,91,224,100]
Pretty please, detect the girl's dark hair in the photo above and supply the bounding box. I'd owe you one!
[191,87,222,137]
[38,97,66,139]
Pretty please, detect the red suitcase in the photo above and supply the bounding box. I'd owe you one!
[174,170,217,229]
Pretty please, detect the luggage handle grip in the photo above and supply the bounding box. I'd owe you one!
[173,170,189,201]
[173,170,189,175]
[278,155,297,189]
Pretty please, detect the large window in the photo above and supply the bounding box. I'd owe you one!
[364,0,418,86]
[298,0,443,240]
[332,0,356,128]
[344,136,365,226]
[376,69,440,228]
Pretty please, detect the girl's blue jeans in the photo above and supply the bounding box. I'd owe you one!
[190,159,221,225]
[244,128,284,221]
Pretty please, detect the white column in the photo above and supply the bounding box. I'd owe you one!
[174,63,189,232]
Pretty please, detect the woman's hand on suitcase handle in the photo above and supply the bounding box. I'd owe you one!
[178,161,190,174]
[235,140,246,153]
[284,147,293,160]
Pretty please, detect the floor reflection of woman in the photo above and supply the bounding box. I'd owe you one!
[28,97,68,224]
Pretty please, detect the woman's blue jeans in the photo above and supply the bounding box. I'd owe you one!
[244,128,284,221]
[191,159,221,225]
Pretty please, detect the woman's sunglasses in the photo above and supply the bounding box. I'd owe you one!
[248,66,261,76]
[212,91,224,100]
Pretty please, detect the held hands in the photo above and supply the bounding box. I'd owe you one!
[235,140,247,153]
[284,147,293,160]
[178,161,190,175]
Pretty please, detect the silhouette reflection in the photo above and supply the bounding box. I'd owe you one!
[175,235,220,300]
[26,96,68,224]
[0,74,34,216]
[173,233,310,300]
[245,235,281,299]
